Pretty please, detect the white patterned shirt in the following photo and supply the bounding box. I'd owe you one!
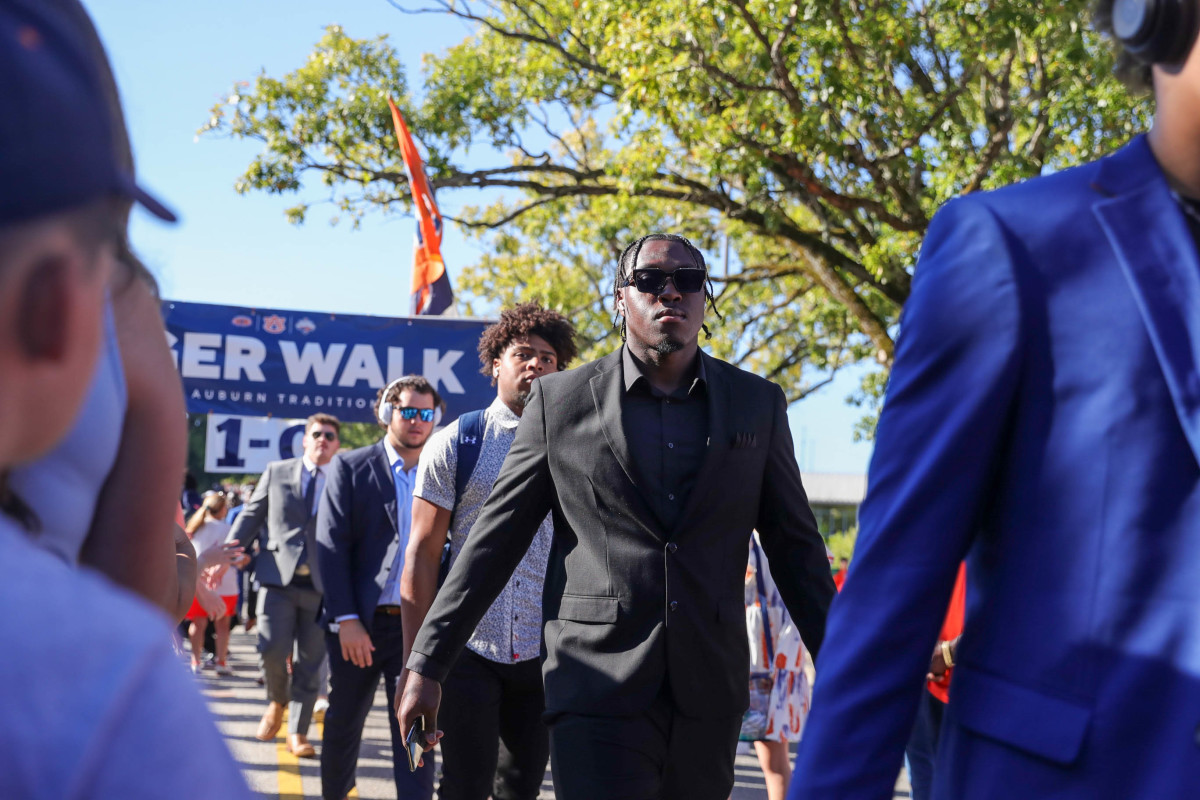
[414,396,553,664]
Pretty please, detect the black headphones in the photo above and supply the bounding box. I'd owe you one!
[1113,0,1199,66]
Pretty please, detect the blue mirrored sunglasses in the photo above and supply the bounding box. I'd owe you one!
[398,407,436,422]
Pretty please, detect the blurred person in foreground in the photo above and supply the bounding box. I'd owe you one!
[4,0,194,621]
[400,304,577,800]
[0,2,250,796]
[792,3,1200,797]
[227,412,341,757]
[398,233,835,800]
[316,376,442,800]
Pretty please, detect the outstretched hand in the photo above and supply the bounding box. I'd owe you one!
[395,669,445,768]
[198,541,244,572]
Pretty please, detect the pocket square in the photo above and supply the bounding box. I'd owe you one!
[732,431,758,449]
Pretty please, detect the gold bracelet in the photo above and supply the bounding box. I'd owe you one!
[940,639,955,668]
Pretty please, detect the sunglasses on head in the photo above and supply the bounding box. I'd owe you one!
[398,407,436,423]
[310,430,337,441]
[625,267,707,295]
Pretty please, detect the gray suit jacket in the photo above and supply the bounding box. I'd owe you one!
[409,349,835,719]
[226,457,321,590]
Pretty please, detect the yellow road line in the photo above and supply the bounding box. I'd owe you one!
[275,723,304,799]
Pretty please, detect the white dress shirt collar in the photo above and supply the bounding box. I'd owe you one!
[383,438,417,475]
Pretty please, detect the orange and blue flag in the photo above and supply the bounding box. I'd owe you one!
[388,97,454,315]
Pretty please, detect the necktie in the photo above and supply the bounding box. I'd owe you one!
[304,466,320,517]
[295,467,320,577]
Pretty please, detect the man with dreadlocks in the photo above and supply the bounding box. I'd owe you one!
[397,234,835,800]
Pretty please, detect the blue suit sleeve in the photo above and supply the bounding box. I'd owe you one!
[791,198,1024,798]
[316,453,358,622]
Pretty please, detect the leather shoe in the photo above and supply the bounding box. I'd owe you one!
[287,734,316,758]
[255,702,284,741]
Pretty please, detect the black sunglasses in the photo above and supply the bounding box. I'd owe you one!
[398,407,436,422]
[310,430,337,441]
[625,267,707,295]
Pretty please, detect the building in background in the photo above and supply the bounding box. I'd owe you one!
[801,473,867,537]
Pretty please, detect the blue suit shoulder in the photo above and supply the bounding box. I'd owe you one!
[334,440,385,471]
[938,149,1110,250]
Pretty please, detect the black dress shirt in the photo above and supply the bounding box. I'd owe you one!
[621,346,709,531]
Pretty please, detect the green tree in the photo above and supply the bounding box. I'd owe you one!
[202,2,1150,422]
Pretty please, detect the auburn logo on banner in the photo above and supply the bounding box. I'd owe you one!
[388,97,454,316]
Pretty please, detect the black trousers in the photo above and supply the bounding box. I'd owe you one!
[320,614,434,800]
[437,648,549,800]
[547,684,741,800]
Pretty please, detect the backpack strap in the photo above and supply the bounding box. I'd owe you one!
[453,409,486,509]
[438,409,487,587]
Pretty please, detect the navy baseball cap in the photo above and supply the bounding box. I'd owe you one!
[0,0,176,226]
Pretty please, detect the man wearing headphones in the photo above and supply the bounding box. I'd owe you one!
[792,2,1200,798]
[315,376,442,800]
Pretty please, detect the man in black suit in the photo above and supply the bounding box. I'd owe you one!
[315,376,442,800]
[398,233,836,800]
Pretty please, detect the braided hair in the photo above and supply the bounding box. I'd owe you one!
[612,233,722,341]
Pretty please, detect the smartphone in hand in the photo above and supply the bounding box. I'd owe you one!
[404,717,426,772]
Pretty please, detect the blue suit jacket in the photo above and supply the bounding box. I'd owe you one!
[792,136,1200,798]
[315,440,403,633]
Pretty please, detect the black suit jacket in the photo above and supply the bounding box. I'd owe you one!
[409,349,835,718]
[315,440,403,633]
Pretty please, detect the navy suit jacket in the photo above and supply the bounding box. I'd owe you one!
[315,440,403,633]
[793,136,1200,798]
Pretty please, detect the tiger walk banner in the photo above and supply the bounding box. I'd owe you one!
[163,300,493,426]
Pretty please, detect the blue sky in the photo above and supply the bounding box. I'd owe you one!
[86,0,875,475]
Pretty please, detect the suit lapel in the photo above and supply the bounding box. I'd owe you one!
[367,440,400,535]
[1094,135,1200,466]
[291,459,307,517]
[589,351,666,538]
[675,352,731,533]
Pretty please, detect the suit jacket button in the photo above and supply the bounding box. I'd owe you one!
[667,542,678,553]
[669,600,679,611]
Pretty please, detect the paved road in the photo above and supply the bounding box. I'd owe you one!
[198,629,910,799]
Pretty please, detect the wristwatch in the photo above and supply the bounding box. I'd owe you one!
[940,638,955,668]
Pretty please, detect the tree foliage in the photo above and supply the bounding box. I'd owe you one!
[202,1,1151,415]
